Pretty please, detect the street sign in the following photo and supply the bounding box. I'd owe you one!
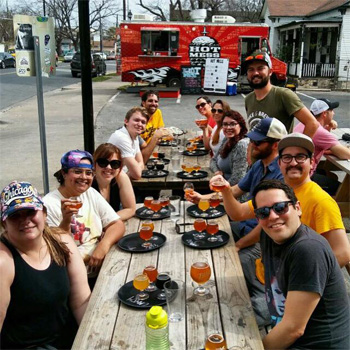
[13,15,56,77]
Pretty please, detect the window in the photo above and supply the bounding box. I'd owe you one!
[141,29,179,55]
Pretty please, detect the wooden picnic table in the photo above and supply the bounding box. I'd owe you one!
[72,202,263,350]
[132,138,214,191]
[323,127,350,216]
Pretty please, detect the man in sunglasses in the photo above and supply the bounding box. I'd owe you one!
[252,179,349,350]
[243,50,317,137]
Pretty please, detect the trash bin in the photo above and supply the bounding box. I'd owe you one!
[227,82,237,96]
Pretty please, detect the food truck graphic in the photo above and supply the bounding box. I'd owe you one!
[119,20,287,88]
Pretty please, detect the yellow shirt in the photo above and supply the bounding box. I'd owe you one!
[140,109,164,144]
[248,181,344,234]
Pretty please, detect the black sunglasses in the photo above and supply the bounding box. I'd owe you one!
[211,108,223,114]
[251,138,275,146]
[96,158,122,169]
[195,102,207,110]
[254,201,294,220]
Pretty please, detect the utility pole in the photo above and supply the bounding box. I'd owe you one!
[123,0,126,20]
[43,0,46,16]
[99,17,103,52]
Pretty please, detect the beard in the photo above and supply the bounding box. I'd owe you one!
[253,143,274,160]
[248,75,269,89]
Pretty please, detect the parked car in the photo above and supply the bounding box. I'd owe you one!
[64,51,76,62]
[0,52,16,68]
[107,51,116,60]
[95,52,107,60]
[70,52,106,77]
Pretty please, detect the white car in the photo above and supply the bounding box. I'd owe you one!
[95,52,107,60]
[64,51,76,62]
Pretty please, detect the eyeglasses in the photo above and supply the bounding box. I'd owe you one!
[280,154,309,164]
[195,102,207,110]
[222,122,238,128]
[70,169,94,177]
[254,201,294,220]
[211,108,223,114]
[96,158,122,169]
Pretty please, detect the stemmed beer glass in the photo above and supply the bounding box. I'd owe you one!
[190,258,211,296]
[133,274,150,301]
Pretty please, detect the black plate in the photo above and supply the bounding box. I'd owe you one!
[148,158,170,165]
[135,207,170,220]
[117,232,166,252]
[142,169,169,178]
[176,170,208,179]
[118,281,167,309]
[181,230,230,249]
[187,204,225,218]
[182,150,208,156]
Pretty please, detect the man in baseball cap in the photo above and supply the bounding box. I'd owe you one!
[294,98,349,194]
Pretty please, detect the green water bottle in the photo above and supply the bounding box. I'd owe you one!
[146,306,170,350]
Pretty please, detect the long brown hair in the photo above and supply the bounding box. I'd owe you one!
[211,99,231,145]
[43,226,71,266]
[220,110,247,159]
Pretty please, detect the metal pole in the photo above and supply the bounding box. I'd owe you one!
[78,0,95,153]
[100,17,103,52]
[43,0,46,16]
[123,0,126,20]
[34,36,50,194]
[299,25,305,79]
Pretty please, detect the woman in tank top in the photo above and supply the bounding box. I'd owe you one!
[0,181,90,349]
[92,143,136,221]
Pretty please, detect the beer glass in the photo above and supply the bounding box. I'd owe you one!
[206,220,219,242]
[143,265,158,292]
[133,274,150,301]
[211,178,226,192]
[183,182,194,200]
[190,258,211,296]
[205,333,227,350]
[198,199,210,217]
[68,196,83,219]
[209,194,220,215]
[193,218,207,239]
[150,199,162,218]
[143,196,154,215]
[155,273,171,300]
[139,226,153,248]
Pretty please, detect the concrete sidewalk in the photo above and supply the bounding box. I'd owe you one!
[0,76,125,194]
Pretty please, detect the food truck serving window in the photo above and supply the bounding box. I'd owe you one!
[141,28,179,55]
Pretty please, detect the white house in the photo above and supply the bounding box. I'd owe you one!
[261,0,350,89]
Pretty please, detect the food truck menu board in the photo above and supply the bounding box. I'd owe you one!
[203,58,229,94]
[181,66,202,94]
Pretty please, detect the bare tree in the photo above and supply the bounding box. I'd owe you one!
[224,0,263,22]
[15,0,121,52]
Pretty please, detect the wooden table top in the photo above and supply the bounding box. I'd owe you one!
[73,202,263,350]
[132,138,214,191]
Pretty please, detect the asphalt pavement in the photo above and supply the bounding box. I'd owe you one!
[1,74,349,195]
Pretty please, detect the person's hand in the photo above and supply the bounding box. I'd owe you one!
[185,190,202,204]
[154,127,172,141]
[88,240,109,267]
[324,120,337,131]
[61,198,79,220]
[209,174,230,192]
[214,170,223,176]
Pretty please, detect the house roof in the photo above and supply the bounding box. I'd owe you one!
[265,0,349,17]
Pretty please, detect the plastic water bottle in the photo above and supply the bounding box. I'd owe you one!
[146,306,170,350]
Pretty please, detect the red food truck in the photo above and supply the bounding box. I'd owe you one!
[119,20,287,89]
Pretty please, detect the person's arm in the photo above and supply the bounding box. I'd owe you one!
[322,229,350,267]
[116,171,136,221]
[293,107,318,138]
[328,144,350,159]
[0,245,14,331]
[235,224,261,252]
[123,153,144,180]
[88,219,125,267]
[201,126,211,150]
[209,151,220,173]
[263,291,320,349]
[61,234,91,324]
[141,128,171,163]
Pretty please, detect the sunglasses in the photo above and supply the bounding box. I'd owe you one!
[96,158,122,169]
[254,201,293,220]
[195,102,207,110]
[251,138,275,146]
[211,108,223,114]
[245,54,265,61]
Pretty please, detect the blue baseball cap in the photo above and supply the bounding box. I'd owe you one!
[60,150,93,170]
[247,118,287,141]
[1,181,44,221]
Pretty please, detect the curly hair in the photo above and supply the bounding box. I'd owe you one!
[211,99,231,146]
[219,110,248,159]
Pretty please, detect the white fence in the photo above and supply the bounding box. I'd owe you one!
[287,63,335,77]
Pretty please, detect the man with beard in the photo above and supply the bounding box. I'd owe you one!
[243,50,317,136]
[138,90,171,163]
